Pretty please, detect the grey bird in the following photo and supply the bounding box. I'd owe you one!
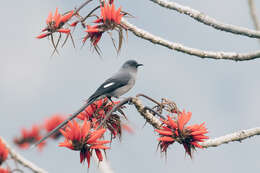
[34,60,143,146]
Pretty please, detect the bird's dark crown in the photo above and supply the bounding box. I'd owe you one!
[122,60,143,68]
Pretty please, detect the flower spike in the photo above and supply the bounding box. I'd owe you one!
[155,110,209,158]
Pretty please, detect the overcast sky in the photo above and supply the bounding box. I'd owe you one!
[1,0,260,172]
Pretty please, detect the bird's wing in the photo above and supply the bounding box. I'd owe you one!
[88,71,131,102]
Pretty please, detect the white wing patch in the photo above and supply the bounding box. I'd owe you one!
[103,82,115,88]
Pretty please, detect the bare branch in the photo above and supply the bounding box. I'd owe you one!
[131,97,162,129]
[0,137,48,173]
[201,127,260,148]
[248,0,260,31]
[149,0,260,39]
[121,19,260,61]
[130,97,260,148]
[248,0,260,45]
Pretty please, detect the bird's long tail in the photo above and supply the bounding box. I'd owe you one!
[32,98,96,147]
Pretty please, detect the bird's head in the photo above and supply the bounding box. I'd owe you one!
[121,60,143,71]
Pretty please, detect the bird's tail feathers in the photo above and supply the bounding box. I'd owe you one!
[32,99,96,147]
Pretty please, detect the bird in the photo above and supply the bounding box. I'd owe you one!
[34,59,143,146]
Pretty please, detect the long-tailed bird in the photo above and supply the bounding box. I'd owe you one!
[34,59,143,146]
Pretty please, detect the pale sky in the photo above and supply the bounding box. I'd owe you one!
[1,0,260,172]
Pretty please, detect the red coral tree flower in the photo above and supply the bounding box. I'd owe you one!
[37,8,74,39]
[155,110,209,157]
[0,139,8,165]
[0,167,10,173]
[59,119,110,168]
[83,1,126,53]
[77,98,126,138]
[44,114,66,139]
[13,125,46,151]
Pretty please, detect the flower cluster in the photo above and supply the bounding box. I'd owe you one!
[83,1,126,53]
[14,114,68,151]
[0,139,8,165]
[44,114,66,139]
[0,167,10,173]
[59,119,110,168]
[37,8,74,39]
[14,125,46,151]
[77,98,128,138]
[155,110,209,157]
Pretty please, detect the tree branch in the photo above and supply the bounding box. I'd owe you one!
[149,0,260,39]
[130,97,260,148]
[121,19,260,61]
[0,137,48,173]
[201,127,260,148]
[248,0,260,45]
[248,0,260,31]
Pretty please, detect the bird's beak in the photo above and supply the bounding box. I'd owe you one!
[137,63,143,67]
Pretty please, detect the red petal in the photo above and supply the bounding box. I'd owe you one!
[81,119,91,139]
[36,33,49,39]
[46,11,52,24]
[86,150,91,168]
[57,29,70,34]
[105,3,111,21]
[155,129,173,136]
[190,141,203,148]
[192,135,209,140]
[111,3,116,22]
[95,149,103,161]
[91,145,110,150]
[93,18,103,23]
[55,14,62,28]
[87,128,106,144]
[80,150,85,163]
[86,28,99,33]
[53,8,59,23]
[191,130,208,136]
[167,116,178,129]
[115,7,121,24]
[157,136,175,142]
[61,10,74,23]
[70,21,79,27]
[101,5,106,22]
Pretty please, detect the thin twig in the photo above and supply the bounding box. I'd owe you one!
[149,0,260,39]
[136,94,161,106]
[248,0,260,45]
[143,106,166,120]
[121,19,260,61]
[0,137,48,173]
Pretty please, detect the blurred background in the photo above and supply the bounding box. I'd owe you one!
[0,0,260,172]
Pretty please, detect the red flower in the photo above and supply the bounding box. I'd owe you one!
[44,114,66,139]
[0,139,8,165]
[83,25,103,46]
[83,1,126,51]
[99,2,123,25]
[155,110,209,158]
[14,125,45,151]
[77,98,125,138]
[59,119,110,168]
[0,168,10,173]
[36,8,74,39]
